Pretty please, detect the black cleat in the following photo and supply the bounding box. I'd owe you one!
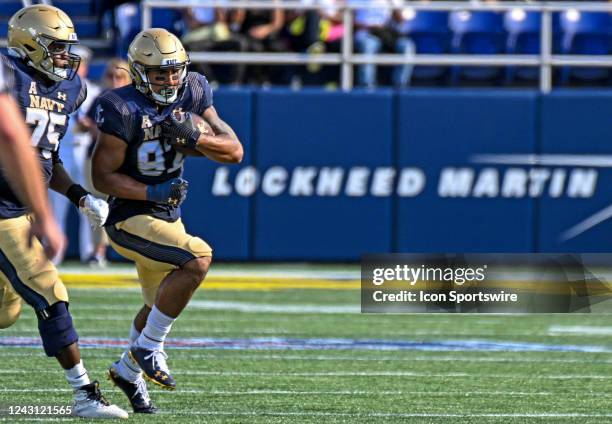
[108,363,157,414]
[129,347,176,390]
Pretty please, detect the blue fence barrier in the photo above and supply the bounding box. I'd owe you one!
[63,89,612,261]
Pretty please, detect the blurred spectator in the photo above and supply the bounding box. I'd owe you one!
[81,59,132,268]
[354,0,415,88]
[114,2,141,58]
[285,0,344,87]
[235,5,287,84]
[181,7,248,85]
[112,2,183,58]
[50,46,103,266]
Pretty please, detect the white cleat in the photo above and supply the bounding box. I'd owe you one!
[73,380,129,419]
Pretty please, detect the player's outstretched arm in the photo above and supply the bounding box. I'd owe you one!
[0,93,65,258]
[49,162,109,227]
[197,106,243,163]
[91,131,148,200]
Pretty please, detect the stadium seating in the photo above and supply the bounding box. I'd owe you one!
[73,17,99,38]
[53,0,92,18]
[399,10,450,83]
[0,1,22,18]
[504,9,540,83]
[114,2,183,57]
[559,10,612,84]
[449,11,506,84]
[0,1,611,88]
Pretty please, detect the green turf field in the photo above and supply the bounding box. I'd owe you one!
[0,264,611,423]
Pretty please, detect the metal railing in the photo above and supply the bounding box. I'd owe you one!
[136,1,612,92]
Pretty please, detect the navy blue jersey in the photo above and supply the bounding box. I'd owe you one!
[0,53,86,218]
[94,72,213,225]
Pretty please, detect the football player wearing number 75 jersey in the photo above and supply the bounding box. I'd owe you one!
[0,4,127,419]
[91,28,243,413]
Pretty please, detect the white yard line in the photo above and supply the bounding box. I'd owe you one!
[0,328,559,337]
[5,351,612,363]
[549,325,612,336]
[162,411,612,418]
[0,369,610,379]
[3,412,612,420]
[5,388,611,399]
[189,300,360,314]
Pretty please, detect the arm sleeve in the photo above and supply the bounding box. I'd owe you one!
[74,77,88,111]
[191,73,213,116]
[94,94,133,143]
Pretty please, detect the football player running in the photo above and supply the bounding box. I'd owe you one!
[0,5,127,419]
[0,51,65,261]
[92,28,242,413]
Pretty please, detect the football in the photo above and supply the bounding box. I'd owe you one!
[172,111,213,157]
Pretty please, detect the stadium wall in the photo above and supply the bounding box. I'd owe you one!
[65,89,612,261]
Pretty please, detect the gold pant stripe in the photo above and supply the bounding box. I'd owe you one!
[106,215,212,306]
[106,224,196,267]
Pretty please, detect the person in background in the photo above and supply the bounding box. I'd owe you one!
[181,7,248,85]
[80,59,133,268]
[235,4,286,84]
[50,45,103,266]
[354,0,415,88]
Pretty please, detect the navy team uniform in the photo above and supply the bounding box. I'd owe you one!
[0,53,85,341]
[94,72,212,307]
[0,54,86,217]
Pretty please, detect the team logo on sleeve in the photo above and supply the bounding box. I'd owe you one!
[95,104,104,124]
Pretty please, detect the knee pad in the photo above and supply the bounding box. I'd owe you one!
[37,302,78,357]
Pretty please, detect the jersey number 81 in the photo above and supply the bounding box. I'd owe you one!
[138,140,184,176]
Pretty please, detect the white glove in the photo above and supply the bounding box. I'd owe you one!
[79,194,109,228]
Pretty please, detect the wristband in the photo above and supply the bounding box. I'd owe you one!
[66,184,88,207]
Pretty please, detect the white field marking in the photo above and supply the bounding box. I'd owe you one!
[0,420,73,423]
[4,388,611,399]
[9,388,607,398]
[19,315,323,324]
[549,325,612,336]
[5,351,612,364]
[162,411,612,418]
[29,313,468,324]
[1,370,611,379]
[65,303,357,314]
[55,297,612,318]
[0,326,601,337]
[0,328,293,335]
[189,300,360,314]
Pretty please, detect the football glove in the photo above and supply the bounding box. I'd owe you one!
[146,178,189,207]
[160,112,201,149]
[79,194,109,228]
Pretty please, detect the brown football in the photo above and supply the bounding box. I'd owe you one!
[172,112,213,157]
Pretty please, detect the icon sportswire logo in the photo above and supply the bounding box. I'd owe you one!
[210,154,612,241]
